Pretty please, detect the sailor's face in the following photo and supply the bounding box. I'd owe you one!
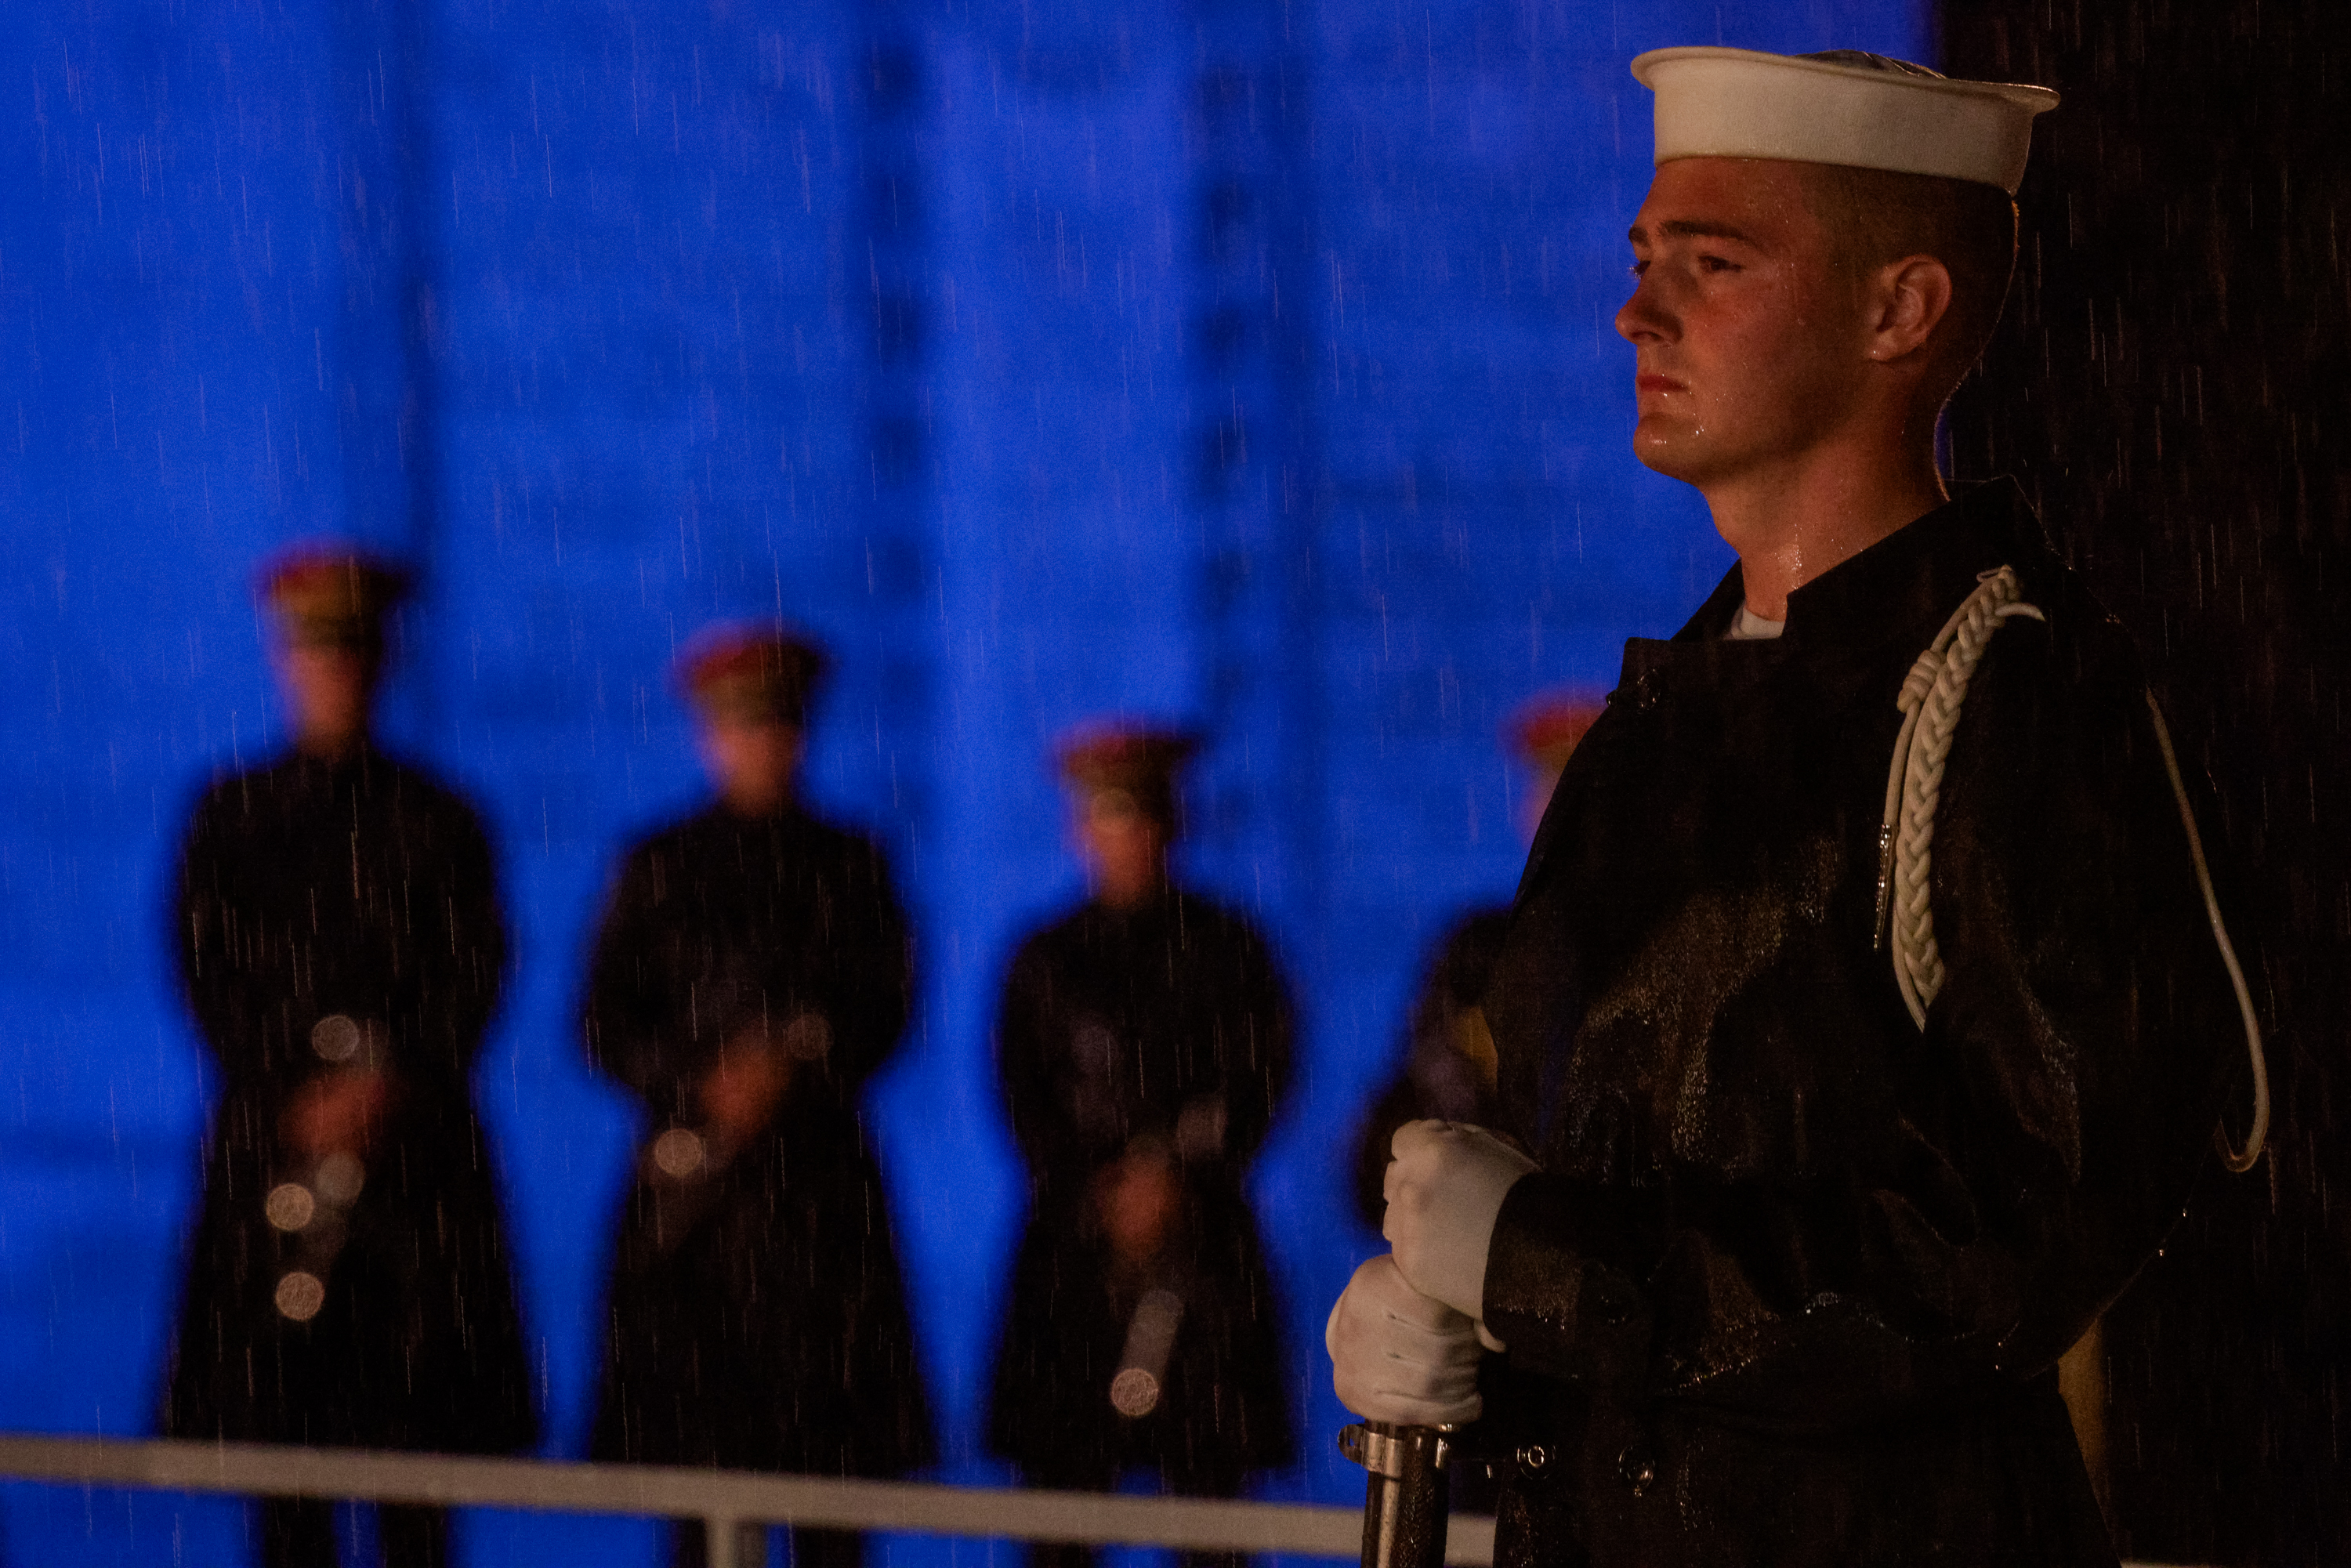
[1615,158,1861,485]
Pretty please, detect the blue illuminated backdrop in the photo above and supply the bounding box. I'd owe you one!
[0,1,1923,1563]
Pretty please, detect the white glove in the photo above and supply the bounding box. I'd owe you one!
[1382,1120,1537,1321]
[1326,1255,1484,1427]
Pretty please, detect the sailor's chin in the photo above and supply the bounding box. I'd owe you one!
[1629,419,1712,480]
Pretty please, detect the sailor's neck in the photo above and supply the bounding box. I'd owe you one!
[1704,446,1947,621]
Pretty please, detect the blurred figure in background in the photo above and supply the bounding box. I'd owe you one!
[582,625,929,1568]
[988,724,1296,1568]
[163,546,534,1568]
[1349,691,1605,1228]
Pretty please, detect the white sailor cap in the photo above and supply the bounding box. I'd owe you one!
[1630,48,2058,195]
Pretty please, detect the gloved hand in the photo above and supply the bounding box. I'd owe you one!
[1383,1120,1538,1321]
[1327,1255,1484,1427]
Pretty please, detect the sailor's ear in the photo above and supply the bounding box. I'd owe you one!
[1863,253,1954,365]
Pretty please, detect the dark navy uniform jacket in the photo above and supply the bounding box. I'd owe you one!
[989,887,1297,1484]
[1480,481,2248,1566]
[165,748,534,1454]
[582,802,931,1478]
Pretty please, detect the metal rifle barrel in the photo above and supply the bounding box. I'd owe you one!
[1338,1421,1450,1568]
[1109,1286,1185,1418]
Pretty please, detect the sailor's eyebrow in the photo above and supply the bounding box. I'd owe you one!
[1628,219,1762,246]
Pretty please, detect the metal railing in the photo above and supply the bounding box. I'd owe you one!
[0,1434,2204,1568]
[0,1434,1496,1568]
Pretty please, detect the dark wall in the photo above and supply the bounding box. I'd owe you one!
[1942,4,2351,1559]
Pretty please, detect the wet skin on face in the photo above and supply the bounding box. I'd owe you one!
[1616,158,1871,490]
[1616,157,1960,618]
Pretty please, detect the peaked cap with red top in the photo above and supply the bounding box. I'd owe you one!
[678,624,829,724]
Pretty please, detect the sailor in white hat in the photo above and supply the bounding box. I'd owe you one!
[1607,46,2055,618]
[1330,45,2269,1567]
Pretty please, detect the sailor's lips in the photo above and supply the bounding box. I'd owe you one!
[1634,372,1685,397]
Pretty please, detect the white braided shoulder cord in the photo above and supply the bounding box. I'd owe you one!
[1874,566,2269,1173]
[1875,567,2047,1026]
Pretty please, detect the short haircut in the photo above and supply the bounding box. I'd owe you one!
[1799,164,2019,399]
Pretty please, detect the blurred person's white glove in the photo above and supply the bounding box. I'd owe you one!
[1326,1255,1484,1427]
[1382,1120,1538,1321]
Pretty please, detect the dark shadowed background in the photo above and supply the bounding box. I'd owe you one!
[1943,4,2351,1560]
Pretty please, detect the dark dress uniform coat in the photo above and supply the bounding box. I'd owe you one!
[1476,482,2249,1567]
[989,887,1297,1487]
[582,803,931,1478]
[164,748,534,1454]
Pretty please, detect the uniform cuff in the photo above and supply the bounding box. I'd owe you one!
[1479,1173,1656,1386]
